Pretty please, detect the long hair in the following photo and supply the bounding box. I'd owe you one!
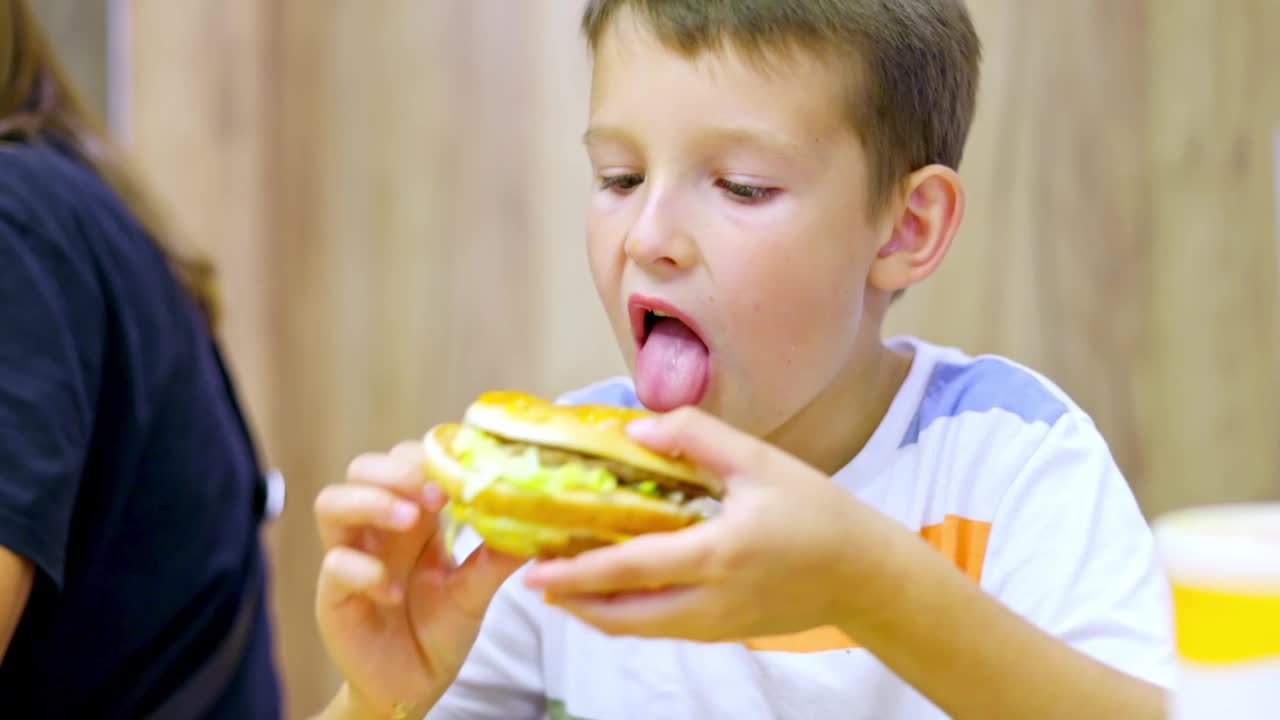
[0,0,220,326]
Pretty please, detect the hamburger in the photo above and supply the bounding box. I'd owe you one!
[423,390,722,558]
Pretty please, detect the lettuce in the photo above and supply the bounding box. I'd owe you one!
[450,426,630,500]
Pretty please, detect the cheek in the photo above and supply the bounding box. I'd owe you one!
[719,244,865,376]
[760,279,857,356]
[585,213,630,333]
[585,214,616,287]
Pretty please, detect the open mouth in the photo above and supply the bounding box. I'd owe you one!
[628,296,704,349]
[627,295,712,411]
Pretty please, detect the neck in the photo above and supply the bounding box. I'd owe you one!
[766,334,913,476]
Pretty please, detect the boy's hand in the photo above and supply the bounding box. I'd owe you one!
[521,407,908,641]
[314,442,525,718]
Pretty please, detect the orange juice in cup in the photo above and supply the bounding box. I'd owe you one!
[1154,502,1280,719]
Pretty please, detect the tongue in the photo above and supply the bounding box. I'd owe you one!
[635,317,710,412]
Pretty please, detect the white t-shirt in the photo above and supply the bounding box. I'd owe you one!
[429,336,1176,720]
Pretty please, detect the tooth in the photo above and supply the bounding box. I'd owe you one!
[652,310,671,318]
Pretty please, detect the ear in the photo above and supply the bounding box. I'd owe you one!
[868,164,964,293]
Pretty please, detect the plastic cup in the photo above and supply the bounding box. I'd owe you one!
[1153,502,1280,719]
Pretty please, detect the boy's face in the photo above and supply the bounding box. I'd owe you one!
[584,18,892,440]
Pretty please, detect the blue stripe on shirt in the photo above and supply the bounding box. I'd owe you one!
[900,358,1068,448]
[556,377,641,409]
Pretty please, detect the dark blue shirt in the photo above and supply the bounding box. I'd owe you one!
[0,137,280,719]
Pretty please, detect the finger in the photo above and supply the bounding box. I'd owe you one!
[453,545,528,618]
[389,441,448,511]
[549,585,710,639]
[389,440,427,471]
[419,544,527,621]
[421,479,447,512]
[522,523,718,595]
[314,484,423,549]
[625,406,768,482]
[317,546,402,607]
[346,449,428,498]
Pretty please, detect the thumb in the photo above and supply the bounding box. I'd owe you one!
[445,545,527,620]
[625,406,765,483]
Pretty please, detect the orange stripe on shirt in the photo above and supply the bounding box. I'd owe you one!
[919,514,992,583]
[739,514,992,653]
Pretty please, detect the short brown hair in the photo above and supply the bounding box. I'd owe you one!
[580,0,982,214]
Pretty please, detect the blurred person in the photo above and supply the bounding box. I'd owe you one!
[0,0,281,717]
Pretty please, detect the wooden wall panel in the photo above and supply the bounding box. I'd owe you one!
[1139,0,1280,515]
[125,0,275,447]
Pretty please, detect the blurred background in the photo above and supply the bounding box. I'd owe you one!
[39,0,1280,717]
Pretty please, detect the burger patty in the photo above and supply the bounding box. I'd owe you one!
[504,442,713,500]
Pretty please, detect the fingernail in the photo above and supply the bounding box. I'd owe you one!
[522,563,554,588]
[391,501,419,528]
[625,417,659,437]
[387,582,403,603]
[422,482,445,508]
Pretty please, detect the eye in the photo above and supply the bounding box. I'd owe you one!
[600,172,644,194]
[716,178,777,203]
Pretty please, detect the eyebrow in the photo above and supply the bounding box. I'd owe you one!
[582,124,807,158]
[581,125,637,147]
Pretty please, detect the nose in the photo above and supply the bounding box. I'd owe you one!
[624,184,699,273]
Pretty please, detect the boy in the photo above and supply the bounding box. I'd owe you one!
[312,1,1175,718]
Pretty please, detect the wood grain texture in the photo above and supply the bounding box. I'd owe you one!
[125,0,275,443]
[121,2,1280,716]
[1138,0,1280,515]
